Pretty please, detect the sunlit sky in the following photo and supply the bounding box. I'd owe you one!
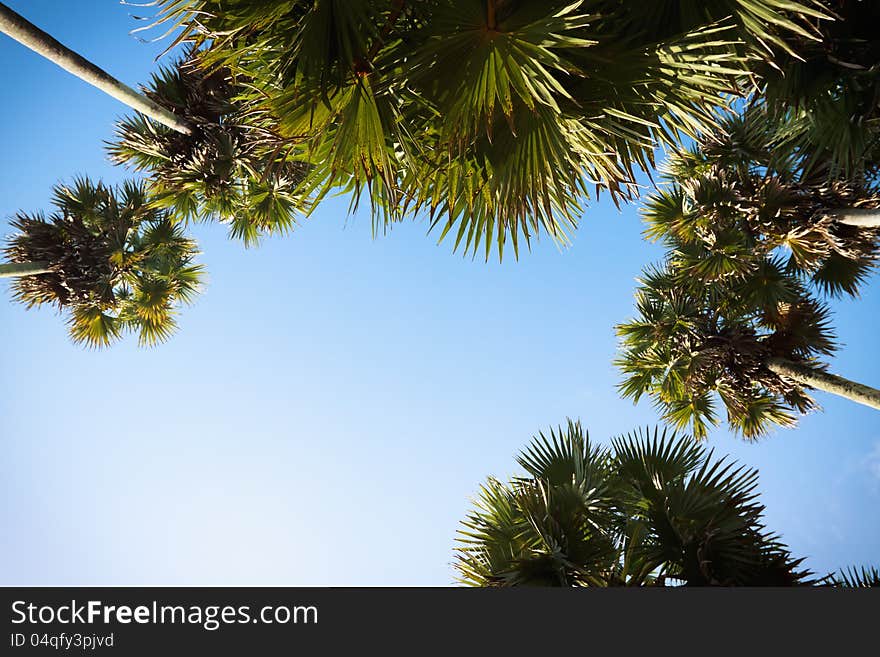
[1,0,878,585]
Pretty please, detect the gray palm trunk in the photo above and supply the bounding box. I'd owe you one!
[829,209,880,229]
[768,358,880,411]
[0,2,192,135]
[0,262,51,278]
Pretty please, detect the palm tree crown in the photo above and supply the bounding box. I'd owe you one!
[643,109,880,299]
[108,51,309,246]
[455,420,808,586]
[616,263,838,439]
[4,178,203,347]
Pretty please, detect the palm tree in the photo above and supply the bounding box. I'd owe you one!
[107,51,309,245]
[3,178,203,347]
[455,420,810,586]
[644,109,880,299]
[0,2,192,134]
[133,0,828,259]
[615,104,880,439]
[615,263,880,439]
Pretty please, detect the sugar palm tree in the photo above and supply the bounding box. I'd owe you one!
[644,108,880,300]
[616,99,880,439]
[107,51,310,246]
[0,2,191,134]
[135,0,828,259]
[3,178,203,347]
[455,420,810,586]
[615,262,880,439]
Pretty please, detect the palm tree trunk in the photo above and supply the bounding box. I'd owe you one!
[767,358,880,411]
[0,2,192,135]
[829,209,880,228]
[0,261,51,278]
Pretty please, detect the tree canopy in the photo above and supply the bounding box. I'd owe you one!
[129,0,829,259]
[615,12,880,437]
[456,419,875,585]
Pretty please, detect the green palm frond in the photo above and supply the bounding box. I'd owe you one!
[516,419,603,484]
[129,0,830,259]
[67,304,123,349]
[611,426,705,485]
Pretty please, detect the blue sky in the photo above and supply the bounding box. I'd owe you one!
[1,0,878,585]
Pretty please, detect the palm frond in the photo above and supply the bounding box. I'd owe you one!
[130,0,831,259]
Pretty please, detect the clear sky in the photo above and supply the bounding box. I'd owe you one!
[1,0,878,585]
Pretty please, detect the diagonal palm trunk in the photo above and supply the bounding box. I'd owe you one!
[0,262,51,278]
[0,2,192,135]
[768,358,880,411]
[829,209,880,229]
